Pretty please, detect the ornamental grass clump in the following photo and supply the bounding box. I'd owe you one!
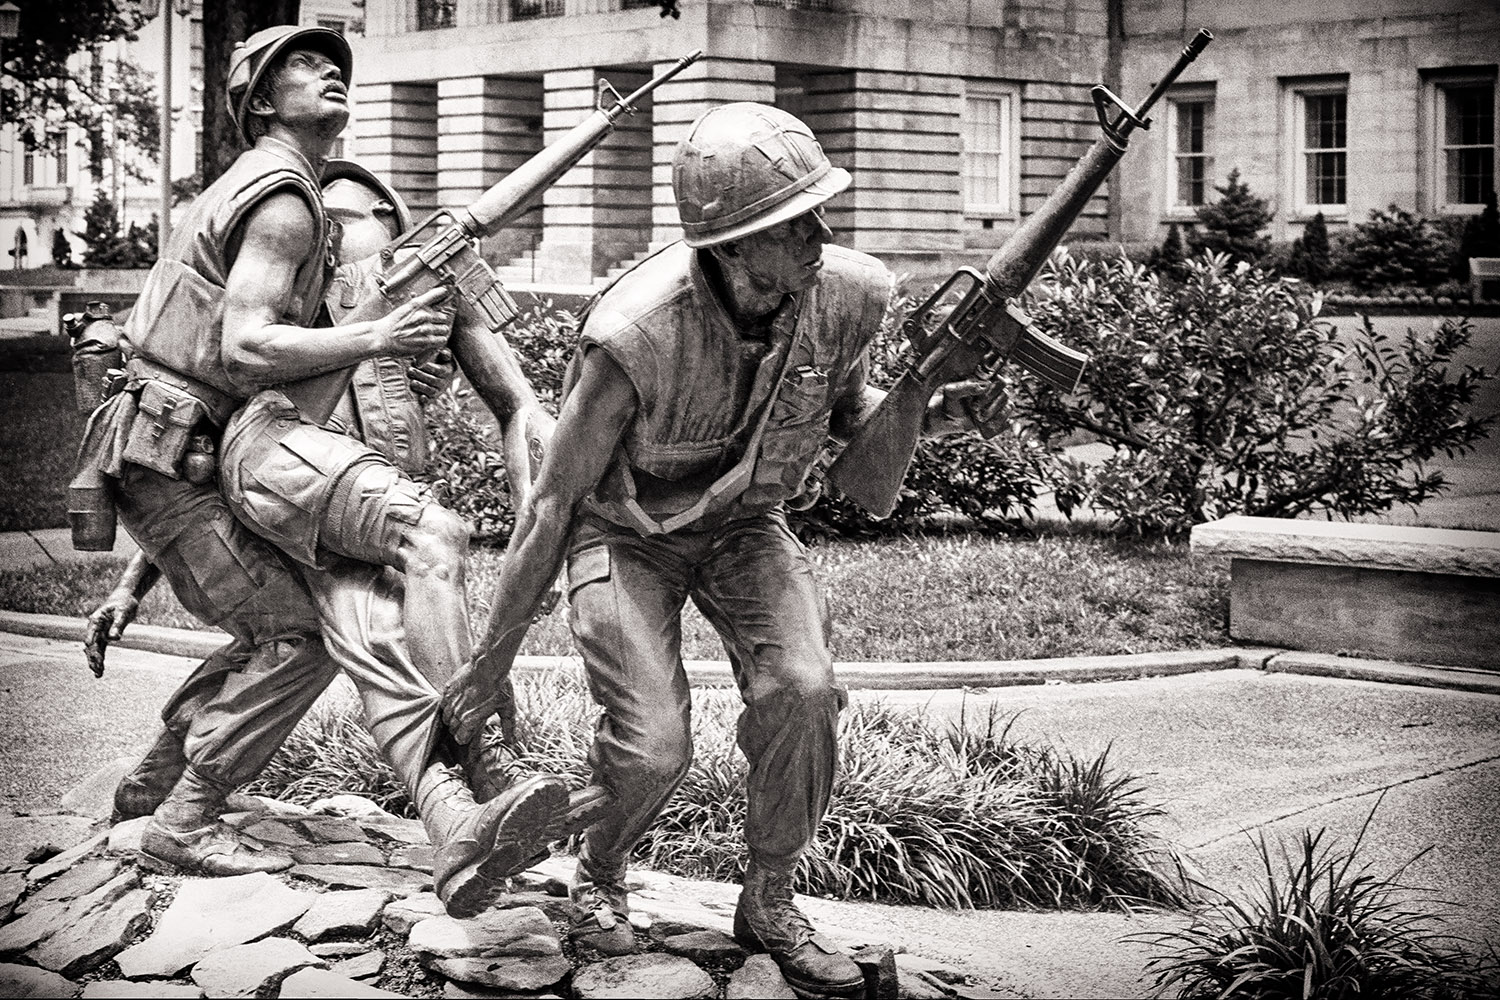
[1142,812,1495,999]
[251,670,1182,911]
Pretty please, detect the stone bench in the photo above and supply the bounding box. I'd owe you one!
[1190,515,1500,671]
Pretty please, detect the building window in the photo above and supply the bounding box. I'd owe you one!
[1287,80,1348,214]
[22,150,34,186]
[1167,90,1215,209]
[415,0,456,30]
[317,17,346,34]
[54,143,68,184]
[961,83,1019,216]
[1433,76,1495,210]
[510,0,564,19]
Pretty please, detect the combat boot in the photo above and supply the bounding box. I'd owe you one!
[138,769,293,876]
[457,728,616,837]
[567,855,637,956]
[417,762,568,918]
[113,725,188,823]
[734,857,864,1000]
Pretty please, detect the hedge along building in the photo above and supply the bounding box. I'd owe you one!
[347,0,1498,286]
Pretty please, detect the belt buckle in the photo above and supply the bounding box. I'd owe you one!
[787,365,828,389]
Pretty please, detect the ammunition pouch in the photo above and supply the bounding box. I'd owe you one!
[122,380,211,479]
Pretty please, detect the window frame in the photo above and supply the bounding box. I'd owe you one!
[1164,84,1216,218]
[960,79,1021,219]
[1285,77,1350,219]
[1426,69,1497,216]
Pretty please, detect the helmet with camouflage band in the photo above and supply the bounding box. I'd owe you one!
[673,102,850,248]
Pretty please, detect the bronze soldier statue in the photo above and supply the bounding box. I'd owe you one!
[71,25,571,915]
[442,103,978,996]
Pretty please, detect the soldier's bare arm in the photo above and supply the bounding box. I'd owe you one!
[441,348,636,743]
[220,191,453,388]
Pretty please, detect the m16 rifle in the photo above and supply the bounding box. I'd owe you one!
[282,49,703,424]
[825,29,1213,517]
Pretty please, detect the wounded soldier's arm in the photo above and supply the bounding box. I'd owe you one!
[441,348,636,744]
[84,550,162,678]
[220,191,453,389]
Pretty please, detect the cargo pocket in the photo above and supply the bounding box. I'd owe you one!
[566,544,611,598]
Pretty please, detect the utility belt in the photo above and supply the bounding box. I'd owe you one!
[68,359,237,553]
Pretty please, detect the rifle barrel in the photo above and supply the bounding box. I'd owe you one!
[460,50,702,238]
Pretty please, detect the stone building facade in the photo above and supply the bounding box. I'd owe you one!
[349,0,1497,284]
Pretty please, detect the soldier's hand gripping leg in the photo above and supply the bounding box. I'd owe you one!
[304,563,588,917]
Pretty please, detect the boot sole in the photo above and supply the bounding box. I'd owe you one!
[443,779,570,918]
[733,921,865,1000]
[560,786,615,839]
[137,844,294,877]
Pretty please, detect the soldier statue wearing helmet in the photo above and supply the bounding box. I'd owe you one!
[70,25,572,912]
[442,102,978,997]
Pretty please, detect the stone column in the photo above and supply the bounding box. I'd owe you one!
[437,75,544,263]
[531,66,655,284]
[648,58,777,246]
[800,70,964,257]
[354,82,440,215]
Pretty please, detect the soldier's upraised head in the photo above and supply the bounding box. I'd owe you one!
[227,25,354,146]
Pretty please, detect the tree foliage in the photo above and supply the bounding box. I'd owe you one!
[78,189,157,268]
[1287,211,1333,284]
[0,0,161,178]
[1014,249,1494,534]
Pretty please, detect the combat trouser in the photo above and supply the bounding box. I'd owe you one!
[113,462,340,789]
[565,508,844,871]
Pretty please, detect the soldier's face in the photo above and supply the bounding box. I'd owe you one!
[734,207,832,295]
[262,48,349,135]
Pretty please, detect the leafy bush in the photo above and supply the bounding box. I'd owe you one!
[1142,812,1495,998]
[1013,249,1494,534]
[251,670,1184,910]
[1188,169,1272,264]
[1341,205,1454,290]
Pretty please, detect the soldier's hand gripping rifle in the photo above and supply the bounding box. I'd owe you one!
[281,49,703,425]
[825,29,1213,517]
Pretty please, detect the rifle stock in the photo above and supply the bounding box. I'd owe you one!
[826,29,1212,518]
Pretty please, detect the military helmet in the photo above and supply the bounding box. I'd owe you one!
[226,25,353,145]
[673,102,850,248]
[322,159,413,235]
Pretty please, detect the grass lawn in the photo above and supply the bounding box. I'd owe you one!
[0,529,1231,661]
[0,336,86,533]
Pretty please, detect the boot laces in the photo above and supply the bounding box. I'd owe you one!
[750,868,814,944]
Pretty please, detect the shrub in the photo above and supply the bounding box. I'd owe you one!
[1188,169,1272,264]
[1013,249,1495,534]
[1287,211,1333,284]
[1141,811,1494,999]
[1342,205,1452,290]
[1455,189,1500,281]
[1151,223,1189,277]
[250,670,1184,910]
